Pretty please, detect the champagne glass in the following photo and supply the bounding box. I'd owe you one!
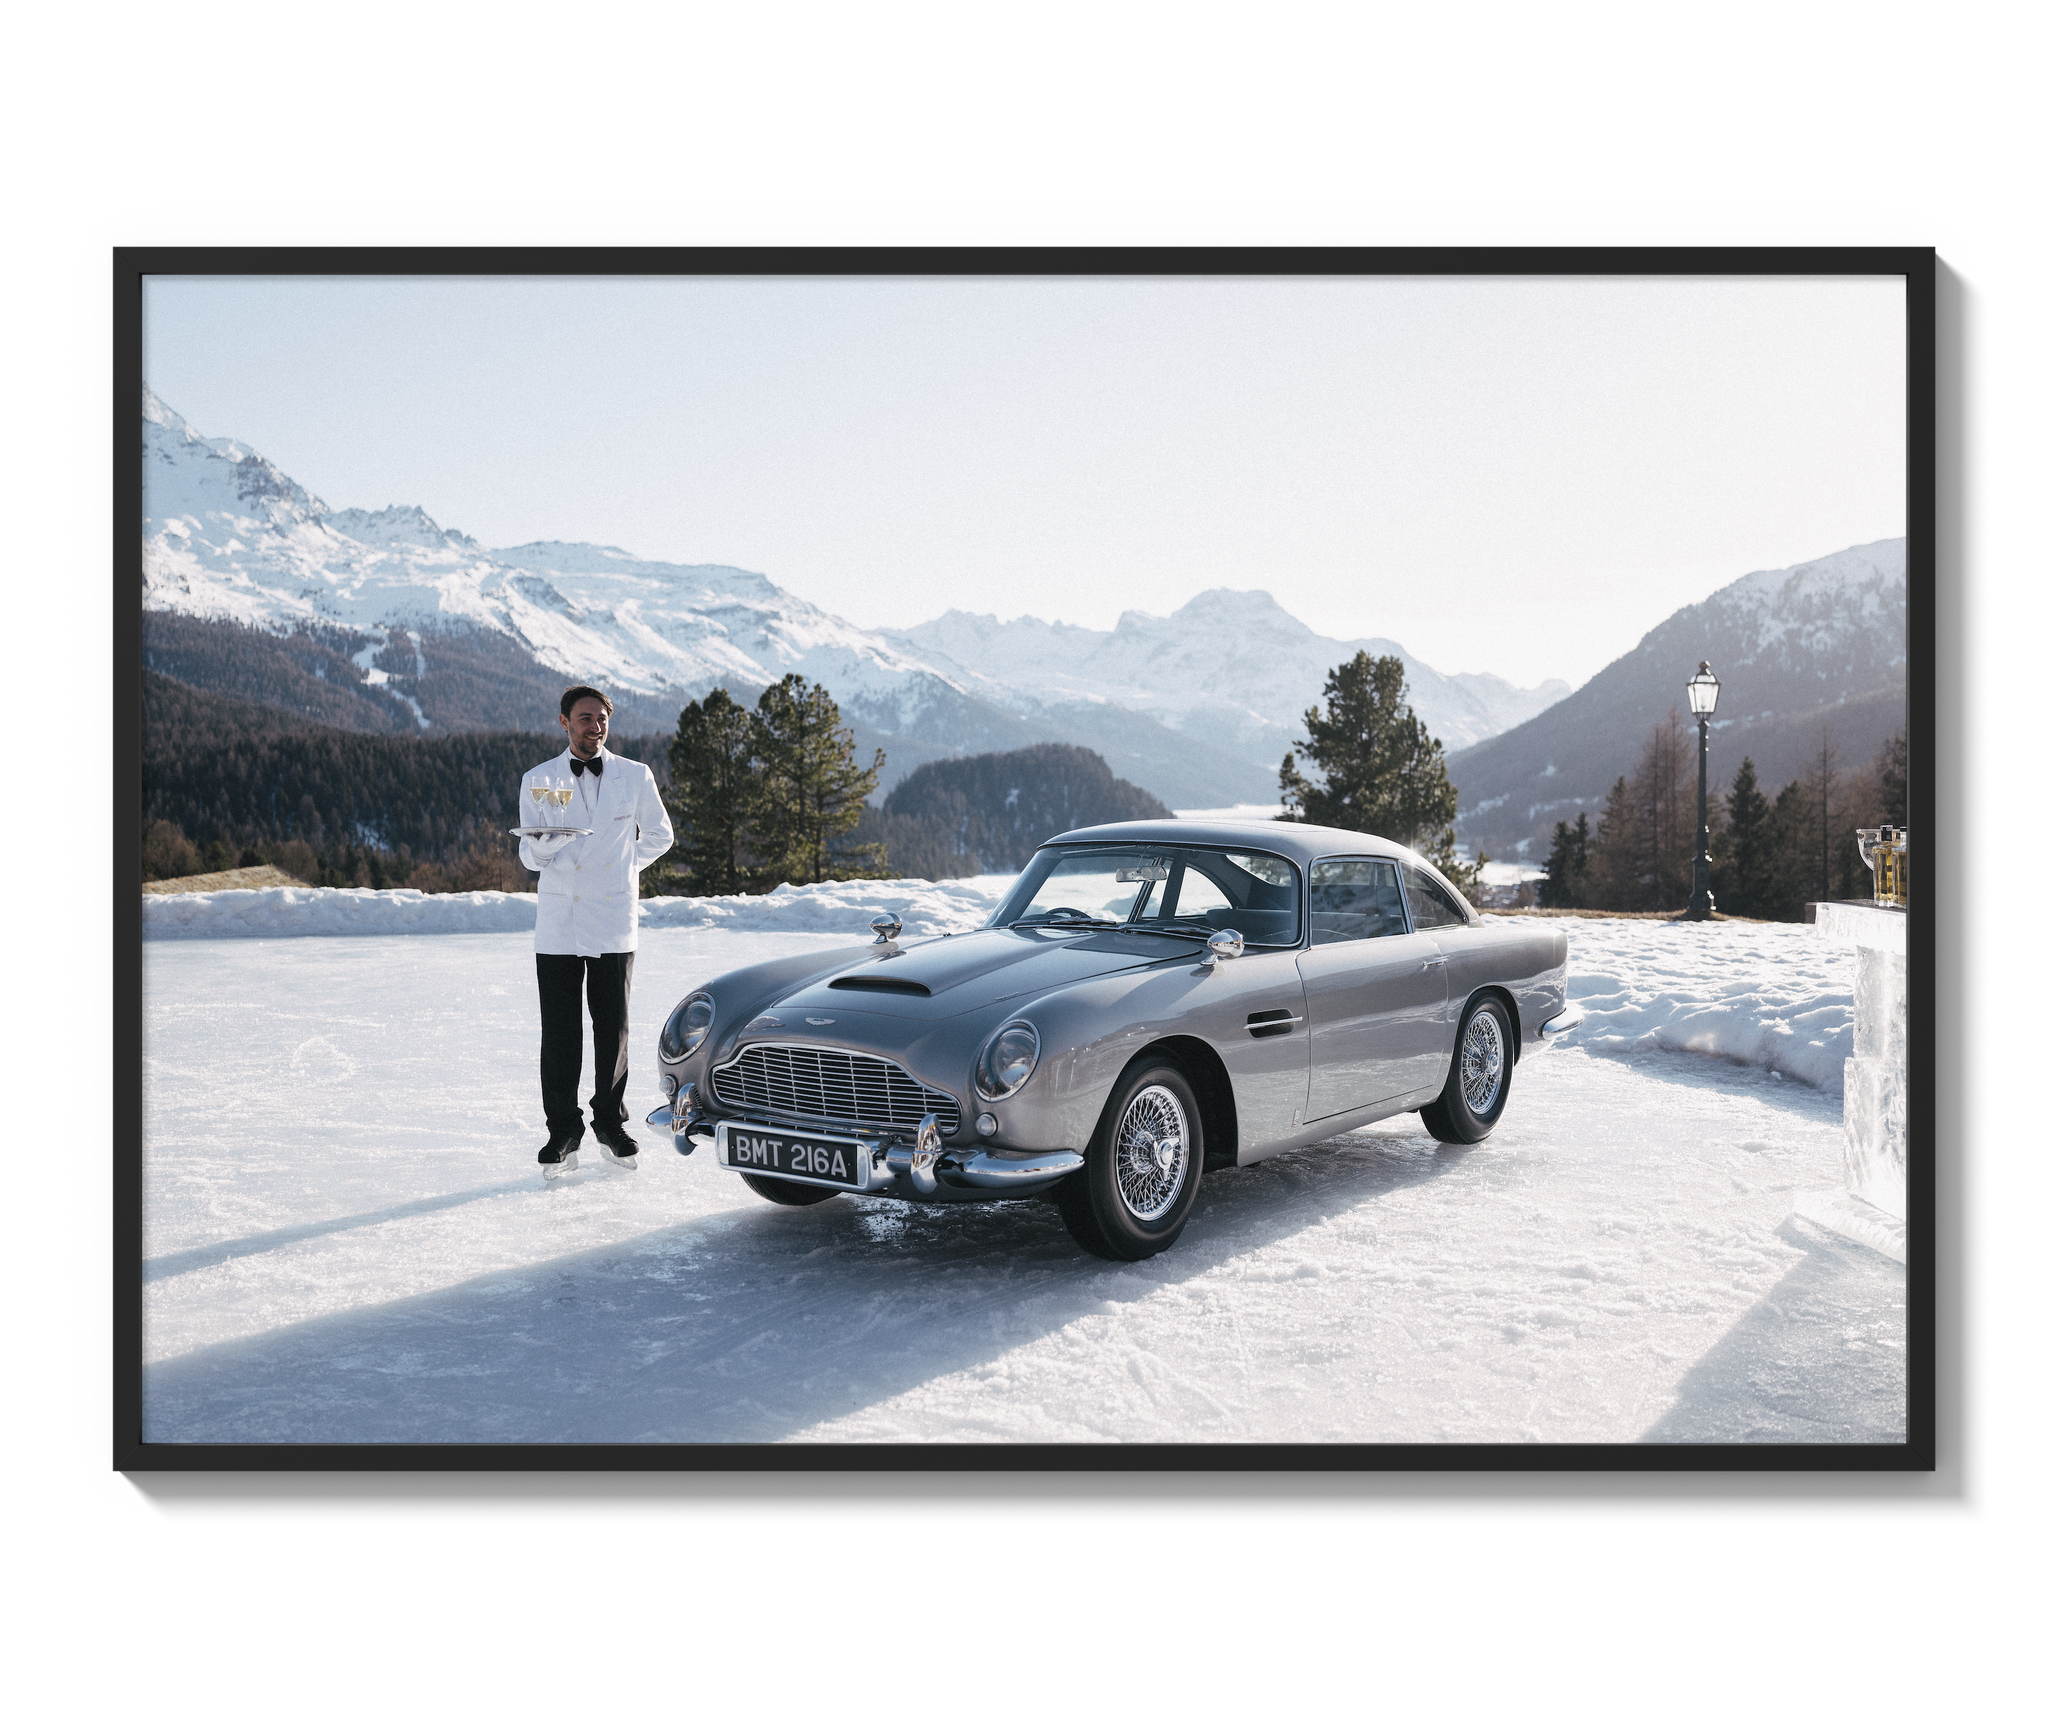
[528,782,549,827]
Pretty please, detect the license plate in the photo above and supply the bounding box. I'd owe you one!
[715,1122,870,1191]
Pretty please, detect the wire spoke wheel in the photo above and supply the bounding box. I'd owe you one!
[1459,1008,1506,1114]
[1113,1084,1189,1220]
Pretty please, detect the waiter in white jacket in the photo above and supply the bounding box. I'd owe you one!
[518,686,674,1181]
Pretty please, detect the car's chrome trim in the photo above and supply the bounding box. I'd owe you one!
[647,1081,703,1154]
[1244,1011,1304,1035]
[1539,1002,1586,1039]
[710,1040,963,1136]
[936,1147,1087,1191]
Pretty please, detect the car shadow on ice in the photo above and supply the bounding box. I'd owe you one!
[138,1125,1477,1447]
[1640,1219,1906,1444]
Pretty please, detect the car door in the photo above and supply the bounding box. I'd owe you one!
[1296,856,1449,1121]
[1161,852,1310,1150]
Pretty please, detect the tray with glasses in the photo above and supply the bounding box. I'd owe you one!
[510,779,591,838]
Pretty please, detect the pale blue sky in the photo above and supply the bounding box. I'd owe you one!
[143,273,1905,688]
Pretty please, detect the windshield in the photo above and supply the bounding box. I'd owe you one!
[992,843,1302,947]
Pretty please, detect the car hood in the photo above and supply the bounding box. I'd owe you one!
[766,925,1189,1019]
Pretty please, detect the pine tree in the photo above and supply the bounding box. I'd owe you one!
[1721,756,1771,917]
[1584,775,1643,908]
[1807,725,1841,903]
[1537,812,1590,908]
[664,686,768,896]
[1277,650,1478,891]
[753,675,888,885]
[1635,710,1689,911]
[1876,727,1908,823]
[1764,779,1812,921]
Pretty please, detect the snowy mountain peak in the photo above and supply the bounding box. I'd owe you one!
[327,505,479,553]
[1642,537,1906,675]
[893,589,1567,759]
[140,390,1572,799]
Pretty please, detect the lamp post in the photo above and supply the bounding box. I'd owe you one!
[1684,660,1720,920]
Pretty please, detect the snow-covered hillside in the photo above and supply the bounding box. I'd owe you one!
[891,589,1570,763]
[142,391,1561,789]
[143,388,976,735]
[1450,538,1908,856]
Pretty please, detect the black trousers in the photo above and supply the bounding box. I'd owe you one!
[536,952,634,1140]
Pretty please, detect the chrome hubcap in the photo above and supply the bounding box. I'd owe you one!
[1460,1010,1505,1113]
[1114,1086,1188,1220]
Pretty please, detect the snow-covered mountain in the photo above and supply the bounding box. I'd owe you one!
[144,387,960,723]
[141,389,1565,803]
[888,592,1569,767]
[1448,538,1908,858]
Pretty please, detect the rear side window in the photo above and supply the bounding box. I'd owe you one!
[1310,858,1406,944]
[1401,863,1470,929]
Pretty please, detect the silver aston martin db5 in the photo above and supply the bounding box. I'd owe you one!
[650,819,1583,1260]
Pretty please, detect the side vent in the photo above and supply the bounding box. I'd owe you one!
[1246,1007,1301,1040]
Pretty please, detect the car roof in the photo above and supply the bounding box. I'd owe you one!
[1047,818,1416,866]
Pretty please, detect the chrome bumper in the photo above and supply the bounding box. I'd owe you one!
[868,1134,1084,1196]
[647,1082,713,1155]
[1538,1001,1586,1043]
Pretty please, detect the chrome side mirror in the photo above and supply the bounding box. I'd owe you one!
[870,912,903,944]
[1201,929,1245,969]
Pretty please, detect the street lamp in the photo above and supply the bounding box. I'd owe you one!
[1684,660,1720,920]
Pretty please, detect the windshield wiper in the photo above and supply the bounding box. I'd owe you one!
[1012,913,1240,942]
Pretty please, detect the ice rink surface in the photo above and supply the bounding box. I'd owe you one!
[140,918,1904,1445]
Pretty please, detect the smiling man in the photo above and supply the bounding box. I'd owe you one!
[517,686,675,1181]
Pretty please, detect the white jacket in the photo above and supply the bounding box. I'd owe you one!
[517,747,675,955]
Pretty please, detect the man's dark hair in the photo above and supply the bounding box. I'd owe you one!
[560,685,613,719]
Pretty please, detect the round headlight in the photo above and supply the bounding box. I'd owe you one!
[661,994,715,1060]
[976,1021,1040,1100]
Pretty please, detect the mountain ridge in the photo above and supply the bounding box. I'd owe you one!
[1447,537,1907,857]
[140,388,1565,808]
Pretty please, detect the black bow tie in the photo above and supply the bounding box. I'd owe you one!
[570,754,603,777]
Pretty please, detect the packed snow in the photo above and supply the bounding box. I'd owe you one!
[138,895,1902,1445]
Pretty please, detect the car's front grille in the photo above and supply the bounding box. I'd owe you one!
[710,1043,962,1137]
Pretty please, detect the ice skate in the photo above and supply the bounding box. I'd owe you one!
[593,1124,640,1171]
[538,1135,583,1181]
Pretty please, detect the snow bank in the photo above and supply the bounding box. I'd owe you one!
[1532,915,1856,1093]
[642,875,1014,937]
[141,874,1018,942]
[141,879,1855,1093]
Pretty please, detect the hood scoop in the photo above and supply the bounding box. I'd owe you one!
[829,975,934,997]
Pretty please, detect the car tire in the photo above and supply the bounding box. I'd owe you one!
[1420,994,1515,1145]
[1058,1058,1205,1261]
[740,1172,840,1207]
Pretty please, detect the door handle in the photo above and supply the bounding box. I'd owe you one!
[1420,955,1447,971]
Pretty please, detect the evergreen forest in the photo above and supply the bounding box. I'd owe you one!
[141,670,1173,894]
[1536,715,1907,920]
